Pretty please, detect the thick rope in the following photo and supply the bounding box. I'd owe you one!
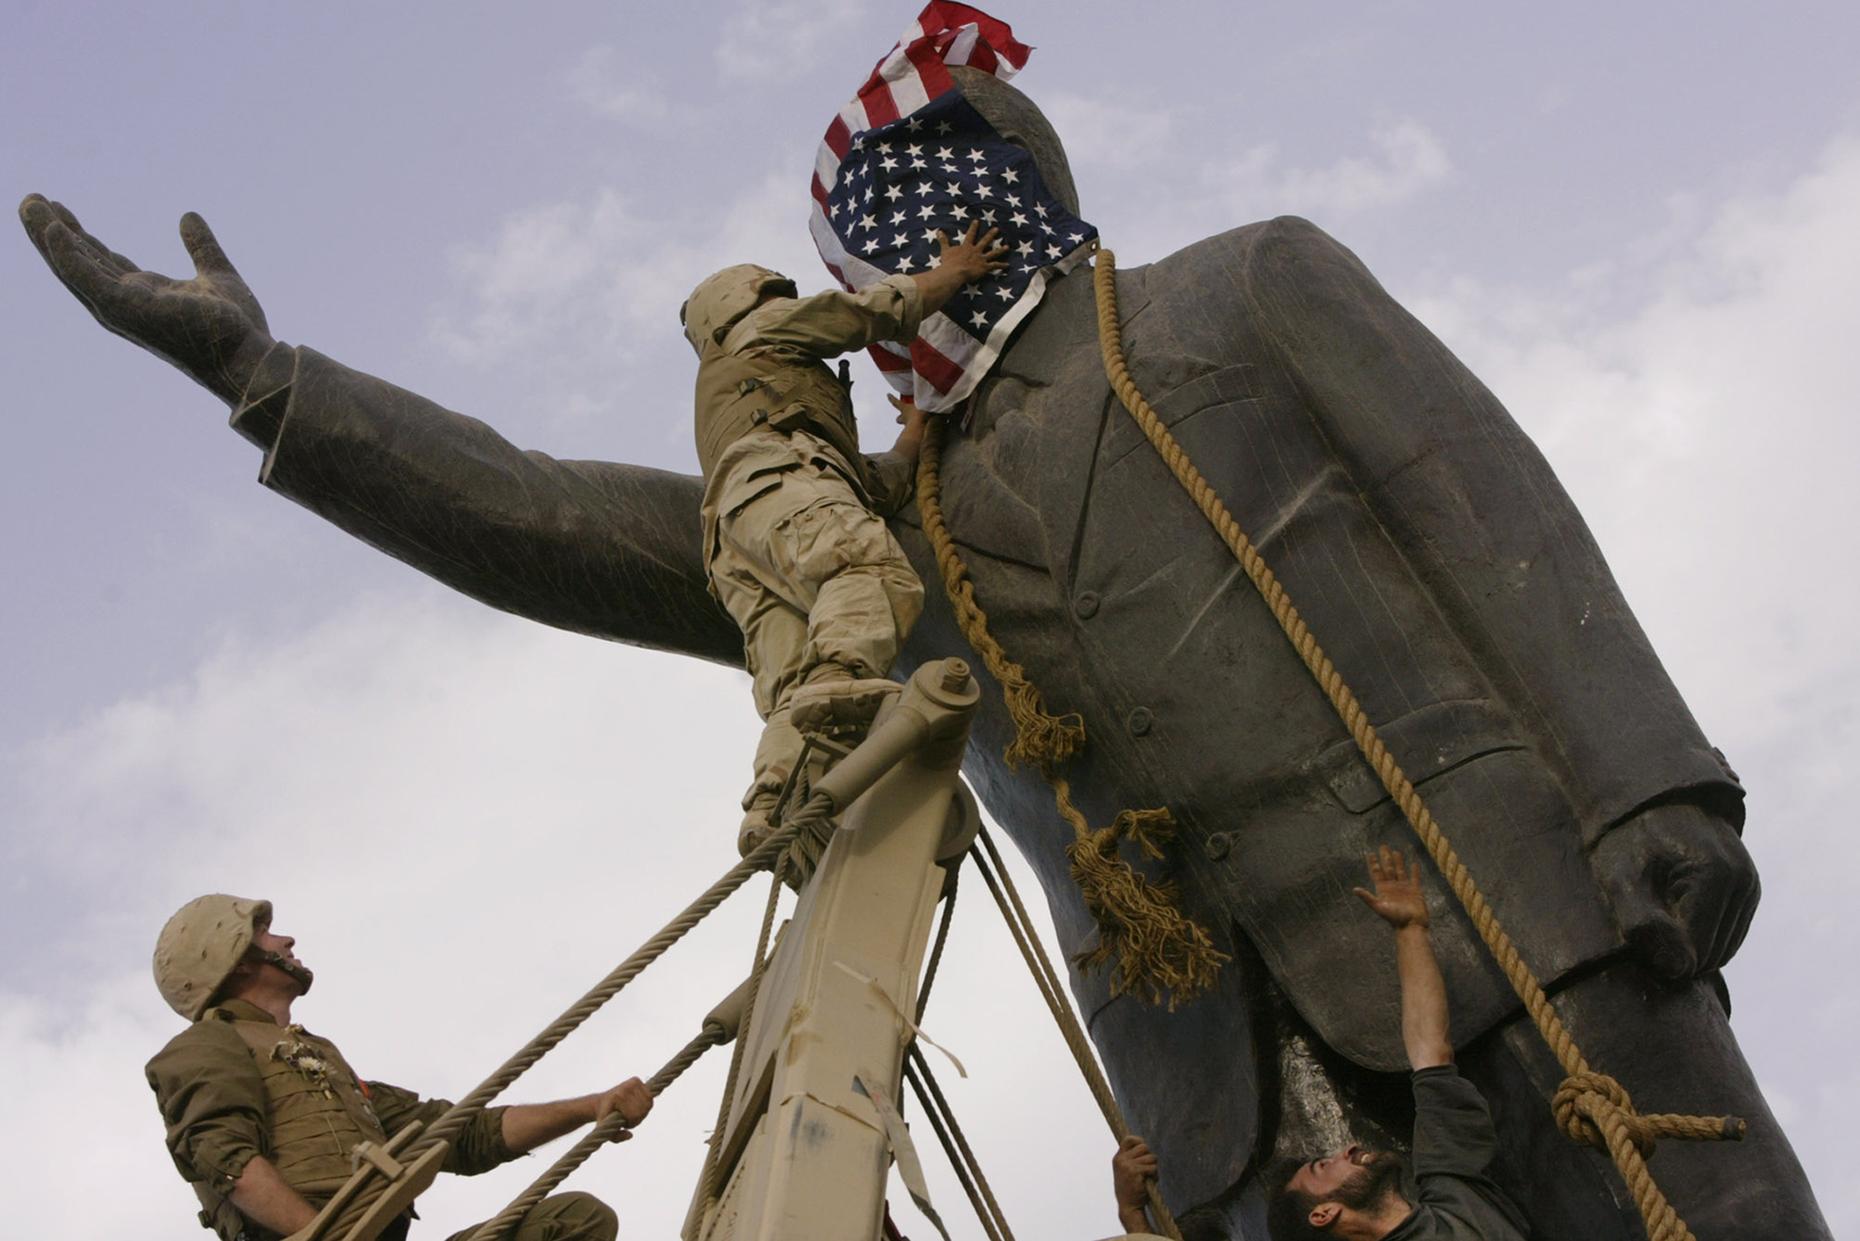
[462,1023,729,1241]
[1092,248,1743,1241]
[972,829,1182,1241]
[416,805,830,1154]
[698,858,790,1215]
[916,420,1224,1007]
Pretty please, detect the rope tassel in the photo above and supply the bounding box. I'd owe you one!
[1065,809,1224,1009]
[916,423,1224,1008]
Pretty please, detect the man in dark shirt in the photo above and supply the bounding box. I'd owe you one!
[1260,848,1531,1240]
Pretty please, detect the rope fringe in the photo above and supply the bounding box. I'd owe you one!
[1065,809,1221,1008]
[915,422,1224,1006]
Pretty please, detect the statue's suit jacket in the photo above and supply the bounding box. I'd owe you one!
[230,216,1740,1209]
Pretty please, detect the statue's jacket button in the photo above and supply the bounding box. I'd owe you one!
[1074,591,1100,619]
[1127,706,1153,736]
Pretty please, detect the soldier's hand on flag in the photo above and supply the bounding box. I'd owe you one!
[935,221,1010,281]
[888,393,934,428]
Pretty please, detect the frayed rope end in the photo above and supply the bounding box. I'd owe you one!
[1066,810,1227,1010]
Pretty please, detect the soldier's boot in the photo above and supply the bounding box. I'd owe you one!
[737,791,781,859]
[789,664,900,734]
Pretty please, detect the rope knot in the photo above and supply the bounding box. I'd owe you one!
[1553,1071,1655,1159]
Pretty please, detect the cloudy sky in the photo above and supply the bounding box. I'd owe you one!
[4,2,1857,1237]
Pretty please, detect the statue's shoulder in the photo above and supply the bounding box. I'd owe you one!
[1153,214,1357,284]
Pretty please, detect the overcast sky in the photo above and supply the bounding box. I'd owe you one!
[4,2,1858,1237]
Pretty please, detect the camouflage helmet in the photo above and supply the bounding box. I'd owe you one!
[680,264,796,354]
[153,894,272,1021]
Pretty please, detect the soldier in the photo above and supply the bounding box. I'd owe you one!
[146,895,652,1241]
[680,223,1007,854]
[1261,848,1530,1240]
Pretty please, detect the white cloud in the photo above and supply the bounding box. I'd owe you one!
[715,0,867,83]
[1041,90,1177,171]
[1208,117,1452,220]
[566,45,669,124]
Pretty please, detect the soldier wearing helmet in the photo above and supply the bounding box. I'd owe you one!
[146,896,652,1241]
[683,226,1007,856]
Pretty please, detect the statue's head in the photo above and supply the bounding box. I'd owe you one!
[947,66,1079,218]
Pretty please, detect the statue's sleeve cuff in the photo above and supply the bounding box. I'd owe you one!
[228,341,299,455]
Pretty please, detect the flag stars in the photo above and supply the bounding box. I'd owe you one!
[1034,202,1047,216]
[935,120,953,134]
[1046,243,1063,259]
[859,213,876,230]
[946,180,963,195]
[1016,239,1034,255]
[1001,168,1020,184]
[973,182,994,200]
[893,232,910,247]
[905,143,923,156]
[880,156,899,172]
[910,157,927,170]
[877,142,893,154]
[926,253,942,268]
[970,310,989,328]
[891,210,906,225]
[916,204,938,220]
[862,238,880,254]
[1005,193,1021,207]
[941,162,960,173]
[906,118,923,131]
[1009,211,1029,227]
[951,203,970,220]
[980,208,997,224]
[967,148,985,162]
[993,285,1015,301]
[896,254,915,272]
[1068,232,1085,244]
[884,185,903,201]
[935,146,955,160]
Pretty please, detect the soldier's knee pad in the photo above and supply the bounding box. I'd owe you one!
[531,1191,616,1241]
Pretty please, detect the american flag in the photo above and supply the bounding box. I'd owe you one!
[809,3,1098,414]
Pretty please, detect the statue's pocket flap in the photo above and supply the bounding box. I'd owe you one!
[1312,698,1526,813]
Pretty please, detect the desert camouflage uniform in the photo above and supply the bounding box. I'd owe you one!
[691,273,928,824]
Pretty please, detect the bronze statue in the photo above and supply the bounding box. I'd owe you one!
[18,69,1827,1239]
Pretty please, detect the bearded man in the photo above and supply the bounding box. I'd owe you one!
[1262,850,1529,1240]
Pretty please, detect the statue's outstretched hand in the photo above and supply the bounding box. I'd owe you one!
[19,195,275,405]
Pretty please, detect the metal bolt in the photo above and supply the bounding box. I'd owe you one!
[941,660,972,693]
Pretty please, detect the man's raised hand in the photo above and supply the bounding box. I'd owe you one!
[19,195,276,405]
[934,221,1010,282]
[1353,846,1431,930]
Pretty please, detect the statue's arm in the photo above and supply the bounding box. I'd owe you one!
[233,344,740,663]
[1228,216,1757,978]
[19,196,740,666]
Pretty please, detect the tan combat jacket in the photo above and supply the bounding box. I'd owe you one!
[146,998,511,1240]
[693,274,924,570]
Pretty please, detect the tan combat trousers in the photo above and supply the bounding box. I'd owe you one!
[708,457,924,821]
[443,1191,617,1240]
